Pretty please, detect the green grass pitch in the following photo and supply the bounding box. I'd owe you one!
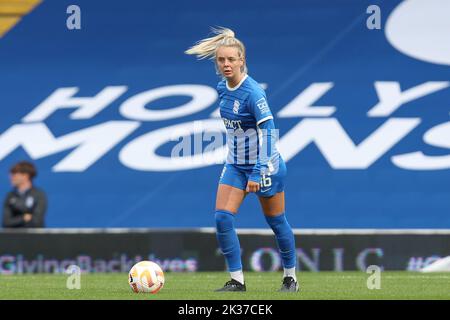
[0,272,449,300]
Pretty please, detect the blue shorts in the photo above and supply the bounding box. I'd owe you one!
[218,156,287,197]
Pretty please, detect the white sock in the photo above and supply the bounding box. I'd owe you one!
[230,270,244,285]
[283,267,297,282]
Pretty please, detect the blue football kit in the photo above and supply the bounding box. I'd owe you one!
[214,74,296,289]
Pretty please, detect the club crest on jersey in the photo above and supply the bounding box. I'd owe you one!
[233,100,240,114]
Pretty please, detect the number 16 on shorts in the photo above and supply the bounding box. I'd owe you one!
[260,174,272,188]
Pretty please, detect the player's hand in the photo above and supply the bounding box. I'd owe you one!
[23,213,32,223]
[246,180,260,193]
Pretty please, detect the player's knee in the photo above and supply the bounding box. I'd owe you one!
[265,213,291,233]
[215,210,235,232]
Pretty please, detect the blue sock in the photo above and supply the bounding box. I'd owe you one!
[265,213,296,269]
[215,210,242,272]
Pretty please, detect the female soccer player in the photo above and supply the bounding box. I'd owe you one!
[185,27,298,292]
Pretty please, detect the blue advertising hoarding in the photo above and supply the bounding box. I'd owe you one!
[0,0,449,228]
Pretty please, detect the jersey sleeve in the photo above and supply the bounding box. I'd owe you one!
[27,189,47,228]
[248,90,273,126]
[248,118,278,182]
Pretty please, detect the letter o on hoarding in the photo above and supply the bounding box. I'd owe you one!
[119,85,217,121]
[250,248,281,272]
[119,119,227,171]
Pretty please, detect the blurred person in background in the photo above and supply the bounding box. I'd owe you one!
[2,161,47,228]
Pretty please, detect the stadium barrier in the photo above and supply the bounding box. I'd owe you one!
[0,229,449,274]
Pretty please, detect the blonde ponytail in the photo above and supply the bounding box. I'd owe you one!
[185,27,247,74]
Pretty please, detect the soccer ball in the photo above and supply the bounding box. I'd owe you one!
[128,261,165,294]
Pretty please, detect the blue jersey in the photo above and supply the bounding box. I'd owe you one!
[217,74,278,167]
